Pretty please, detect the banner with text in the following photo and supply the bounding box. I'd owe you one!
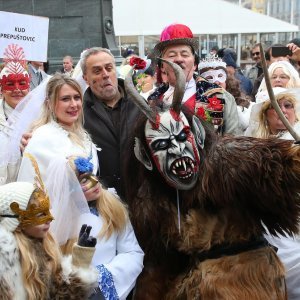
[0,11,49,62]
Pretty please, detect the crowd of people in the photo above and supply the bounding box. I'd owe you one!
[1,22,300,299]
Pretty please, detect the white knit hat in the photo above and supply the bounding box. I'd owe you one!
[0,182,35,232]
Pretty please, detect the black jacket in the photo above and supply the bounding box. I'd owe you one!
[83,79,140,198]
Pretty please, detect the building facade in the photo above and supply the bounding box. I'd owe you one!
[225,0,300,33]
[0,0,119,72]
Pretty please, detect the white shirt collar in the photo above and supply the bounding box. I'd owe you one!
[163,78,196,107]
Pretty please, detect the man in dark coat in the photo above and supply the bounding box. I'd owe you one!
[81,47,140,198]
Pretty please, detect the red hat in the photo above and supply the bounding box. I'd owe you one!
[153,24,199,57]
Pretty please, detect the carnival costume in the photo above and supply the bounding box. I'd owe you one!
[148,24,240,135]
[198,55,252,132]
[0,155,98,299]
[17,114,143,299]
[0,44,31,185]
[124,60,300,299]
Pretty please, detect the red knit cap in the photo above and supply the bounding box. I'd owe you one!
[153,24,198,57]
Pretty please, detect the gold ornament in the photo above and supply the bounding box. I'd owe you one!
[10,153,53,228]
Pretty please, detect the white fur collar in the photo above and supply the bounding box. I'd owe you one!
[0,226,26,299]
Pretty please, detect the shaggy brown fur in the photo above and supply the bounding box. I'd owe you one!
[125,116,300,299]
[29,239,92,300]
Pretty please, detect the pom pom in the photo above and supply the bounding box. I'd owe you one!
[74,157,93,174]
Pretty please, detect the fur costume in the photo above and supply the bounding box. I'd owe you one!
[124,61,300,299]
[0,226,98,300]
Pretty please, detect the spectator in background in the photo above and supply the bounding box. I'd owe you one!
[209,45,219,57]
[62,55,74,76]
[218,48,253,96]
[41,61,49,74]
[256,60,300,98]
[27,61,48,91]
[289,38,300,74]
[288,41,300,63]
[134,58,157,100]
[246,87,300,139]
[251,43,290,100]
[245,43,263,87]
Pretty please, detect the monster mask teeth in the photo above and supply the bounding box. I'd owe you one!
[182,159,187,171]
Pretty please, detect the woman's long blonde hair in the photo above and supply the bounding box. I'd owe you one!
[61,158,129,255]
[95,188,128,239]
[255,92,299,138]
[15,231,61,300]
[30,73,88,147]
[62,188,128,254]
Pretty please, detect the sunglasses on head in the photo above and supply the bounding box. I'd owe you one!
[252,52,260,56]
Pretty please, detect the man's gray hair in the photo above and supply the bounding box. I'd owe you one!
[80,47,115,75]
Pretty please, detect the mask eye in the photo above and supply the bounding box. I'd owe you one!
[177,130,187,142]
[152,139,169,151]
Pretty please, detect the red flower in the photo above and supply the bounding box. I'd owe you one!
[196,106,206,120]
[129,57,147,70]
[207,96,223,111]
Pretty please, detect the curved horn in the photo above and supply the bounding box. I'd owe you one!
[259,43,300,143]
[124,66,157,123]
[159,59,186,114]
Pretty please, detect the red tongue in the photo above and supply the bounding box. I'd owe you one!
[177,166,192,176]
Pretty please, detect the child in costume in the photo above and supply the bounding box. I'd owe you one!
[0,155,98,300]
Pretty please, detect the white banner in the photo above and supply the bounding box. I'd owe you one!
[0,11,49,62]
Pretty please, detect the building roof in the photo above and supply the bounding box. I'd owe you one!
[113,0,298,36]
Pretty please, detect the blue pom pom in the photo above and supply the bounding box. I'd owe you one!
[74,156,93,174]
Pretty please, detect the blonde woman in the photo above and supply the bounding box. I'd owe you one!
[17,73,144,299]
[251,89,300,139]
[257,61,300,98]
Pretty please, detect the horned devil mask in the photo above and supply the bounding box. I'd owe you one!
[125,59,205,190]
